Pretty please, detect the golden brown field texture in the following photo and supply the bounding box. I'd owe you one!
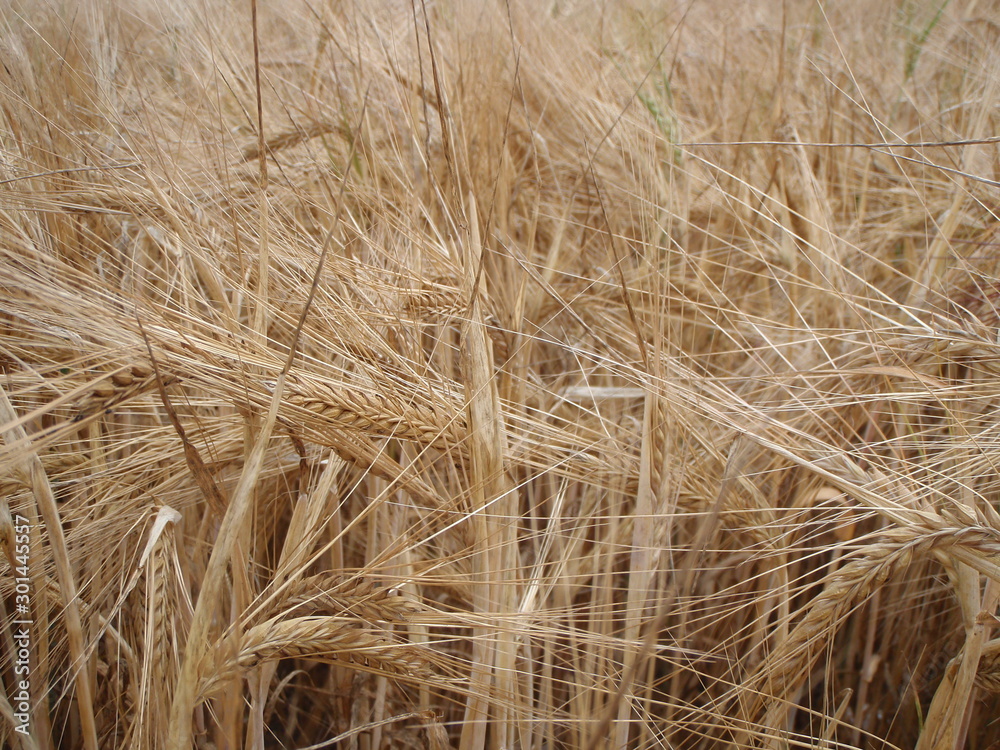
[2,0,1000,748]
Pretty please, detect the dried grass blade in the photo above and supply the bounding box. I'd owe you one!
[458,193,519,750]
[0,383,97,750]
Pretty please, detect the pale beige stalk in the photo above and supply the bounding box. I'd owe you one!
[0,384,98,750]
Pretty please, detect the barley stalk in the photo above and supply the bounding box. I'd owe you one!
[4,1,1000,747]
[284,376,467,451]
[262,574,420,624]
[730,525,1000,742]
[200,616,436,699]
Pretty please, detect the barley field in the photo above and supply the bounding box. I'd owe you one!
[2,1,1000,748]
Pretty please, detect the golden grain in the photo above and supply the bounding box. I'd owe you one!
[2,1,999,747]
